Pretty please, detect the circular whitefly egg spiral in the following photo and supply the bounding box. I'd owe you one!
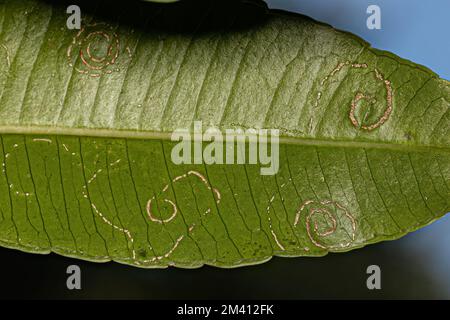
[67,23,120,78]
[315,62,393,131]
[294,199,356,250]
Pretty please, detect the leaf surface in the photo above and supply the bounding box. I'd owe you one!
[0,0,448,268]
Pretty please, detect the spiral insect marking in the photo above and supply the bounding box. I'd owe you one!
[67,23,121,78]
[81,158,221,265]
[349,68,393,131]
[315,61,393,131]
[266,178,310,252]
[294,200,356,250]
[147,198,178,224]
[80,161,139,259]
[146,170,221,224]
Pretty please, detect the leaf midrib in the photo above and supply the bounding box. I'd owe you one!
[0,124,448,153]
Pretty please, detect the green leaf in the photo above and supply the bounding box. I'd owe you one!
[0,0,448,268]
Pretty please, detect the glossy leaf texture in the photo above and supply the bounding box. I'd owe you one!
[0,0,448,268]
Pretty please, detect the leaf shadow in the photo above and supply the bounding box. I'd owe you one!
[40,0,270,35]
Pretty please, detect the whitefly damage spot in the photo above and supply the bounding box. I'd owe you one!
[294,199,356,250]
[81,156,221,265]
[67,23,123,78]
[146,170,221,224]
[315,61,393,131]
